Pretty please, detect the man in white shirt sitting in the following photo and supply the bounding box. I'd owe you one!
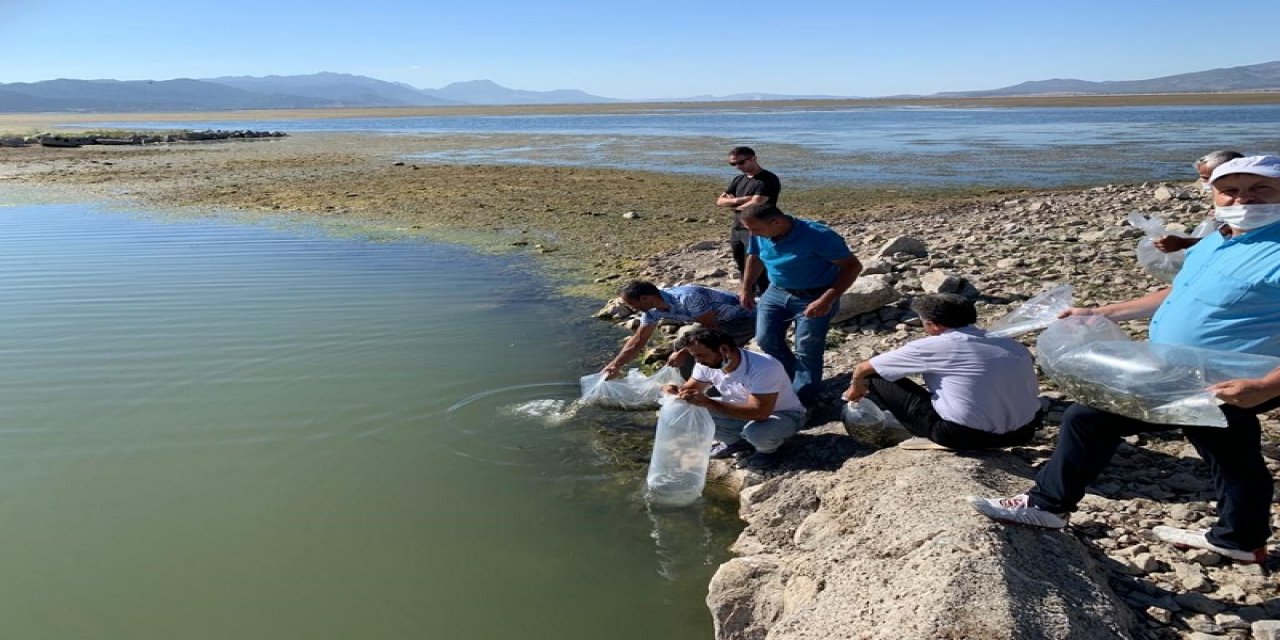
[665,327,806,470]
[843,294,1043,450]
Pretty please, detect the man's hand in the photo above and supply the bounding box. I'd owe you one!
[1058,307,1102,319]
[600,363,622,380]
[1208,377,1280,409]
[661,384,682,396]
[677,388,714,408]
[1153,235,1195,253]
[739,288,756,311]
[843,377,869,402]
[804,297,834,318]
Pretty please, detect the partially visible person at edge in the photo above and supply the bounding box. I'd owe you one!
[664,328,805,471]
[843,293,1043,451]
[970,155,1280,564]
[600,281,755,380]
[716,146,781,293]
[1154,149,1244,253]
[738,203,861,407]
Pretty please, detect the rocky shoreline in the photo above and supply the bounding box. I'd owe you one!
[607,181,1280,639]
[0,129,285,148]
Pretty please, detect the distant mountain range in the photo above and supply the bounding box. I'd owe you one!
[0,73,619,113]
[937,60,1280,97]
[1,61,1277,113]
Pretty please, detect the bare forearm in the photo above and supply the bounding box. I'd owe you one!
[1094,288,1171,321]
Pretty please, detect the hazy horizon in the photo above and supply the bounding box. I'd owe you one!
[5,0,1280,100]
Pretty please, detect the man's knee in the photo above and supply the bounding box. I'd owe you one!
[742,418,797,453]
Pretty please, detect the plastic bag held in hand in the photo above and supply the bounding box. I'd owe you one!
[1036,316,1280,427]
[579,366,683,410]
[1127,212,1186,283]
[986,284,1074,338]
[645,395,716,506]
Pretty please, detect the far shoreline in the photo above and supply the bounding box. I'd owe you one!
[1,91,1280,131]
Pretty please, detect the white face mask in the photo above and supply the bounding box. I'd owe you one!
[1213,203,1280,230]
[1200,181,1213,193]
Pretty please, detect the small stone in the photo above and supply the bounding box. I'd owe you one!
[1146,606,1173,624]
[1175,592,1226,615]
[1253,620,1280,640]
[1131,552,1160,573]
[622,211,639,219]
[1154,186,1174,202]
[1186,548,1222,566]
[1214,613,1249,631]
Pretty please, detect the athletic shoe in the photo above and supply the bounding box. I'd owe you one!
[897,437,952,451]
[709,440,753,460]
[738,450,781,471]
[968,494,1068,529]
[1151,526,1267,564]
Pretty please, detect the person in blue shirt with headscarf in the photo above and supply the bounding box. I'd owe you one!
[971,155,1280,565]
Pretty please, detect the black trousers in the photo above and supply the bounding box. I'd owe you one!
[867,376,1039,450]
[1028,398,1280,551]
[730,233,769,295]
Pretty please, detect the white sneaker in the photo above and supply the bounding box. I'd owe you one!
[968,494,1067,529]
[1151,526,1267,564]
[897,437,951,451]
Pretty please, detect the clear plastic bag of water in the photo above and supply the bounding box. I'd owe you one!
[645,395,715,506]
[986,284,1074,338]
[1036,316,1280,427]
[841,397,886,444]
[579,366,682,410]
[1127,212,1186,283]
[841,398,911,446]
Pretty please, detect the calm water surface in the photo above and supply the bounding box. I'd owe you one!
[0,203,738,639]
[86,104,1280,186]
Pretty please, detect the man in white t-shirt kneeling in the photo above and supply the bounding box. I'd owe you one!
[843,294,1043,451]
[664,327,806,470]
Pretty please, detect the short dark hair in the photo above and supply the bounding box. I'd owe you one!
[620,280,661,300]
[729,146,755,158]
[1195,150,1244,170]
[910,293,977,328]
[740,203,785,222]
[680,327,737,351]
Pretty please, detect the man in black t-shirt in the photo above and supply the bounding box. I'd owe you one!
[716,146,780,291]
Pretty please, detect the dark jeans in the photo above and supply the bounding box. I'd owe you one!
[867,376,1039,450]
[756,285,838,406]
[1028,399,1280,551]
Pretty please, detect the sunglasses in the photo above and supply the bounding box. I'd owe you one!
[729,157,754,167]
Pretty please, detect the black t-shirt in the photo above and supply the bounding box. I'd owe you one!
[725,169,782,230]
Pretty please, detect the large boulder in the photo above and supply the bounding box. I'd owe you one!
[707,448,1136,640]
[876,236,929,258]
[831,274,900,324]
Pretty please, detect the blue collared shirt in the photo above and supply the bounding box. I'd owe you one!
[639,285,753,327]
[747,218,853,289]
[1149,221,1280,356]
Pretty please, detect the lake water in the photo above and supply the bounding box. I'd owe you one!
[87,103,1280,186]
[0,203,739,639]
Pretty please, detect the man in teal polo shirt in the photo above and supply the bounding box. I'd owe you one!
[970,155,1280,564]
[738,204,862,406]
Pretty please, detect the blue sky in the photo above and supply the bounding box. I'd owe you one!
[4,0,1278,99]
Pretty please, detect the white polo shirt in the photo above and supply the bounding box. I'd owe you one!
[869,326,1040,433]
[692,349,805,414]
